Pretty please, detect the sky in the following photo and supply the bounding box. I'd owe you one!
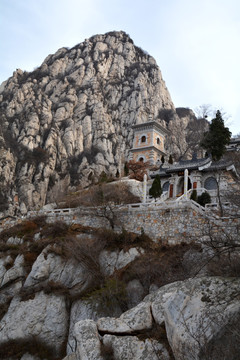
[0,0,240,135]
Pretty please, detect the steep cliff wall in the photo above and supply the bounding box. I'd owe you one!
[0,31,177,214]
[0,31,208,215]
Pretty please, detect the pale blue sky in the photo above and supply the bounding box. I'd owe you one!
[0,0,239,134]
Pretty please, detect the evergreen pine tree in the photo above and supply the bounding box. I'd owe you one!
[197,191,211,207]
[200,110,231,161]
[124,162,129,176]
[190,189,197,202]
[149,174,162,199]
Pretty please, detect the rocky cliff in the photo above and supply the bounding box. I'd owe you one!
[0,31,175,214]
[0,217,239,360]
[0,31,208,215]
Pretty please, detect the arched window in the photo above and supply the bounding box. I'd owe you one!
[162,181,170,192]
[204,177,218,190]
[138,157,144,162]
[157,137,160,145]
[141,135,146,143]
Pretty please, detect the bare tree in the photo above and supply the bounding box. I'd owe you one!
[74,181,140,230]
[127,160,150,181]
[194,104,213,119]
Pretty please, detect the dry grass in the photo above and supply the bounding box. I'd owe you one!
[96,227,154,252]
[57,181,140,209]
[0,220,39,241]
[122,242,199,290]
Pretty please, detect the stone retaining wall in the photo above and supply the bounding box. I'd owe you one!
[1,202,237,244]
[42,202,238,244]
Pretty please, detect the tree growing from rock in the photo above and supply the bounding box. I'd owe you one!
[201,110,231,161]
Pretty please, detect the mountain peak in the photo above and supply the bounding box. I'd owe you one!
[0,31,186,215]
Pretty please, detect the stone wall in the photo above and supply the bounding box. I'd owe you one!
[39,202,238,244]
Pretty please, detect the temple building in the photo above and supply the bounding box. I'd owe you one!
[128,121,170,164]
[149,155,237,203]
[129,120,238,204]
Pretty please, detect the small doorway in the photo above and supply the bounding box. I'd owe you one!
[177,176,191,196]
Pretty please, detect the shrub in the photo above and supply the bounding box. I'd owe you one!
[99,171,108,183]
[190,189,198,202]
[197,191,211,207]
[176,107,192,118]
[158,108,175,123]
[149,175,162,199]
[40,221,69,239]
[32,147,49,163]
[84,277,127,314]
[127,160,149,181]
[0,220,38,241]
[30,215,47,227]
[43,281,70,296]
[123,243,195,291]
[97,227,153,252]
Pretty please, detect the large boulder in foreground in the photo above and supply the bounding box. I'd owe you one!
[162,277,240,360]
[72,277,240,360]
[0,291,68,357]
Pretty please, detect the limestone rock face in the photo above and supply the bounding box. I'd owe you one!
[97,301,152,333]
[126,279,145,308]
[68,297,123,354]
[71,277,240,360]
[0,31,175,213]
[0,291,68,356]
[24,247,92,296]
[163,277,240,360]
[74,320,104,360]
[1,254,25,287]
[103,334,170,360]
[99,247,144,276]
[0,227,239,360]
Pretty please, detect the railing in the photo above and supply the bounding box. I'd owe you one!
[146,191,169,203]
[189,199,206,213]
[27,207,77,218]
[176,188,217,202]
[126,200,191,211]
[160,191,169,202]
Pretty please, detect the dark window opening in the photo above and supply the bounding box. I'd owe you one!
[204,177,218,190]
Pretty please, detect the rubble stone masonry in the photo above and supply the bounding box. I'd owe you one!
[37,202,238,244]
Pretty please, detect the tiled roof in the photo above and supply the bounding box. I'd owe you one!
[150,156,234,177]
[132,121,170,135]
